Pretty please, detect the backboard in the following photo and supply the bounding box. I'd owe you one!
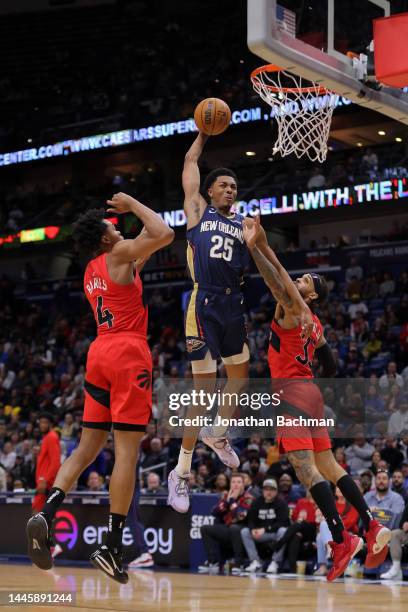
[247,0,408,124]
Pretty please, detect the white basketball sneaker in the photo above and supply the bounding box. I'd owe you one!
[167,469,190,513]
[200,427,240,469]
[266,560,279,574]
[380,563,403,581]
[245,560,263,573]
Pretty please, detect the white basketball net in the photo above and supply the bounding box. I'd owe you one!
[251,67,337,163]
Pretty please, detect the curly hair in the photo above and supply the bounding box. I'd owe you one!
[72,208,107,255]
[202,167,238,203]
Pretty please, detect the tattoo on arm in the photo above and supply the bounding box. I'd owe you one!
[251,247,294,308]
[287,450,324,489]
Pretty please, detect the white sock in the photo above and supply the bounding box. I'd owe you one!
[392,561,401,570]
[175,447,193,476]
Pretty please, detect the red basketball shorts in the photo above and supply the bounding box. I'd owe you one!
[275,380,332,454]
[83,332,152,431]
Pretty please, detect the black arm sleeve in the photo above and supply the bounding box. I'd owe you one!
[315,343,337,377]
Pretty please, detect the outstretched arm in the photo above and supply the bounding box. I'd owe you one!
[243,217,313,335]
[183,132,209,229]
[107,193,174,264]
[249,246,295,310]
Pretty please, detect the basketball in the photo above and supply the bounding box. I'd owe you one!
[194,98,231,136]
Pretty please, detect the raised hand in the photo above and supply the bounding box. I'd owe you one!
[243,214,261,249]
[106,192,136,214]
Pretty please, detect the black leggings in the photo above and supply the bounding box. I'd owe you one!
[274,521,317,573]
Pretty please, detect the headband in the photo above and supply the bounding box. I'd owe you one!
[310,273,325,302]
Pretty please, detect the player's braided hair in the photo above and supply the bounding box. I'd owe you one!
[202,167,238,203]
[72,208,107,255]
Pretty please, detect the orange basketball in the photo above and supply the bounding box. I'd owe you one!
[194,98,231,136]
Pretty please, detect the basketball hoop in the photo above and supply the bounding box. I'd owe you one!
[251,64,337,163]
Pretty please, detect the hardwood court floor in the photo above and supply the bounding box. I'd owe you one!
[0,564,407,611]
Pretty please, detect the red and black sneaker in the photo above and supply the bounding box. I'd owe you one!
[327,531,363,582]
[365,519,391,569]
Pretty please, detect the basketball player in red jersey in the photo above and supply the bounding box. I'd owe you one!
[26,192,174,583]
[243,215,391,581]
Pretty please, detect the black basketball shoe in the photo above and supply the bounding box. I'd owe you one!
[90,544,129,584]
[26,512,53,570]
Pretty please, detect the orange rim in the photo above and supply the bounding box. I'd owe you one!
[251,64,329,95]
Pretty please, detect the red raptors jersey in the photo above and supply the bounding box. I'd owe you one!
[268,313,323,379]
[83,253,147,336]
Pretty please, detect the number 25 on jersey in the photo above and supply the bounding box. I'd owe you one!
[209,235,234,262]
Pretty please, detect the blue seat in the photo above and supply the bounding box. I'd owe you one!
[369,298,385,309]
[390,325,402,337]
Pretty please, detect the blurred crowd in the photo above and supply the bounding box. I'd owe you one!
[0,0,249,152]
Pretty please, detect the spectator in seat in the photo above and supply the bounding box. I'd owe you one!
[314,486,359,576]
[307,167,326,190]
[272,491,317,574]
[242,472,262,500]
[142,471,166,495]
[350,312,369,342]
[380,499,408,581]
[344,344,363,377]
[391,469,408,502]
[386,384,403,414]
[197,463,214,491]
[399,322,408,356]
[199,474,254,574]
[277,473,305,504]
[348,295,368,321]
[345,257,364,284]
[364,468,405,529]
[398,271,408,295]
[359,470,374,495]
[0,463,6,491]
[213,472,229,494]
[401,434,408,462]
[0,441,16,471]
[346,277,362,300]
[189,470,204,493]
[246,456,267,487]
[333,447,350,474]
[379,362,404,391]
[266,456,296,482]
[141,437,168,471]
[362,148,379,179]
[369,450,382,477]
[379,272,395,297]
[362,273,379,300]
[13,478,26,493]
[362,332,382,360]
[365,385,386,424]
[240,478,290,574]
[381,436,404,473]
[388,398,408,436]
[87,471,105,492]
[345,433,375,476]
